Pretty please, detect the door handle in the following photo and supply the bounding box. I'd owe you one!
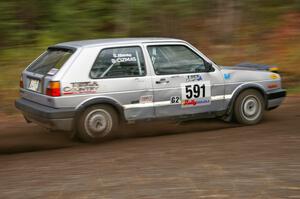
[155,78,170,84]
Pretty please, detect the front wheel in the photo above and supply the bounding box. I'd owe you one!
[77,105,118,142]
[233,89,265,125]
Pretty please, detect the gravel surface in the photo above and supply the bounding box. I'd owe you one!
[0,96,299,198]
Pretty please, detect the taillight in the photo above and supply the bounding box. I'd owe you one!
[46,81,61,97]
[19,75,23,88]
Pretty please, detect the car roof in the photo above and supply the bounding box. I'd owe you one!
[54,37,184,49]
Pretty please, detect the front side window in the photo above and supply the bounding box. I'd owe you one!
[147,45,206,75]
[90,46,146,79]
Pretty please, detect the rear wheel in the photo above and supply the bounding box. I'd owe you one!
[77,105,118,142]
[234,89,265,125]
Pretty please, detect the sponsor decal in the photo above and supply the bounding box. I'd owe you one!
[63,81,99,95]
[170,96,181,104]
[111,53,136,64]
[139,95,153,104]
[224,73,231,80]
[182,99,210,106]
[186,74,202,82]
[269,74,279,79]
[47,68,59,76]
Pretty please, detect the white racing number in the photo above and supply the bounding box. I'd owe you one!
[181,81,211,107]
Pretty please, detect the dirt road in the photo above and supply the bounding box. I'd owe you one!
[0,96,299,198]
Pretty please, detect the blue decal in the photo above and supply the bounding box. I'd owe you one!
[224,73,231,80]
[196,75,202,81]
[186,74,202,82]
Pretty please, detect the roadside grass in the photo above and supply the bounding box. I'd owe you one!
[287,85,300,95]
[0,46,45,114]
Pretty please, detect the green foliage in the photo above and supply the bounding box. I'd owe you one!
[0,0,300,112]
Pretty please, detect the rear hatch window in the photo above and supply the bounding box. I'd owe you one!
[26,47,74,75]
[22,47,74,96]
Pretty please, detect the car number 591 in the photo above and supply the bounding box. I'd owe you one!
[181,81,211,107]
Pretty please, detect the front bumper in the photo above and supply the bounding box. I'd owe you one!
[15,98,75,131]
[266,89,286,110]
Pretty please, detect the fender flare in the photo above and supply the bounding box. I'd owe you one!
[226,83,267,115]
[74,97,126,122]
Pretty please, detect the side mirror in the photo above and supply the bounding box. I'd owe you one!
[204,61,214,72]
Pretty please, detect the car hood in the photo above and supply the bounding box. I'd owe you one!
[219,65,279,83]
[219,65,259,71]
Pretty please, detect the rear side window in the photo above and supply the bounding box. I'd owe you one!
[90,46,146,79]
[27,48,73,75]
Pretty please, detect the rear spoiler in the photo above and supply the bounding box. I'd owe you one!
[47,45,77,53]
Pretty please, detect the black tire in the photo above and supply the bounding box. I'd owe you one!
[77,105,119,142]
[233,89,265,125]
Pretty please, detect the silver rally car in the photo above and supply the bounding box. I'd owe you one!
[15,38,286,142]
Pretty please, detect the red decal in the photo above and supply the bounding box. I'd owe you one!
[183,99,197,106]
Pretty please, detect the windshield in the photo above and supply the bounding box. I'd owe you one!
[26,48,73,75]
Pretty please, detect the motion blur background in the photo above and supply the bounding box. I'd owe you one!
[0,0,299,113]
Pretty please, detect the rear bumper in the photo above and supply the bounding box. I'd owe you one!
[15,98,75,131]
[266,89,286,110]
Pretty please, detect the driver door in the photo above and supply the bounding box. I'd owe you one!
[146,44,225,118]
